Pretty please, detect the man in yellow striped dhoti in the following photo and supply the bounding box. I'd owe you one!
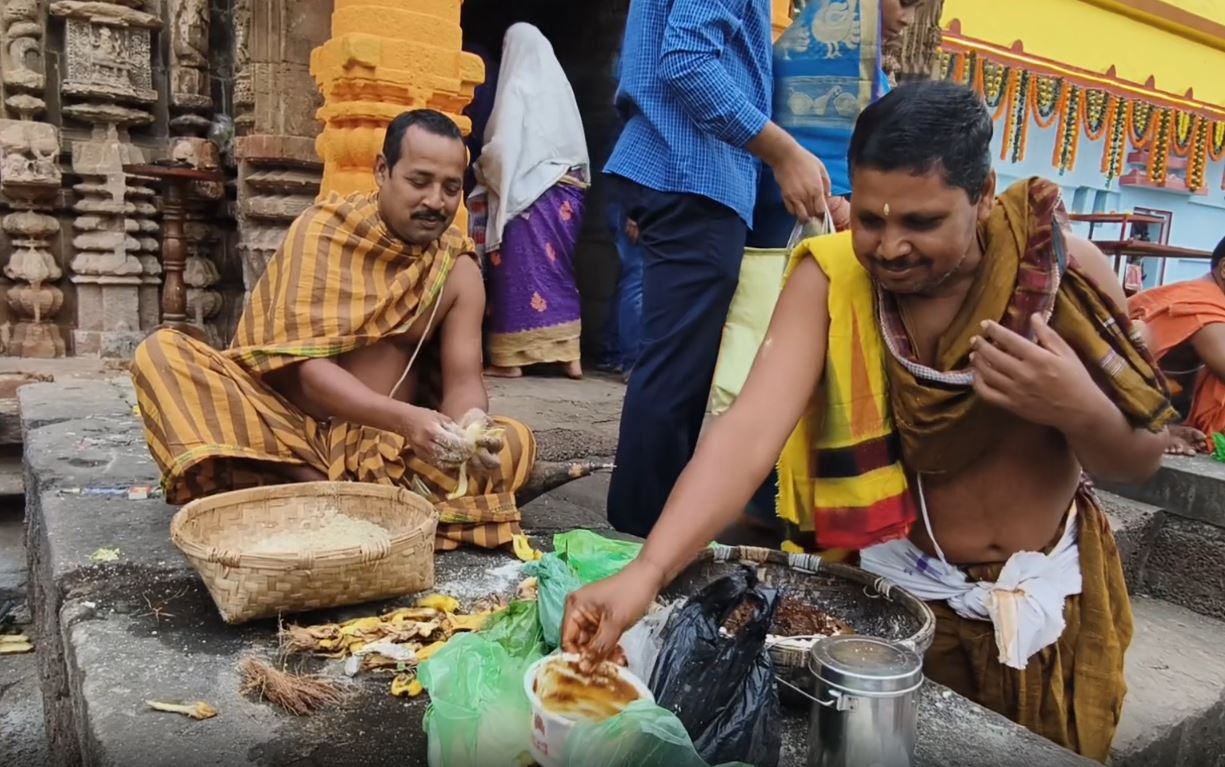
[131,110,536,551]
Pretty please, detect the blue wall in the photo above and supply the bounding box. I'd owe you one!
[991,120,1225,285]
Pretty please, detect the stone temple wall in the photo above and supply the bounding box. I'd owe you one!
[0,0,332,358]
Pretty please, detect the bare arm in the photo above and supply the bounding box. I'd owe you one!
[438,255,489,421]
[267,358,409,434]
[1065,235,1167,481]
[1189,323,1225,387]
[659,1,829,217]
[636,258,831,587]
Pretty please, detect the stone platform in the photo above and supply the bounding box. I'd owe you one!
[16,375,1223,767]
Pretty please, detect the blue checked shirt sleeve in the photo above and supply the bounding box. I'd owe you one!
[659,0,769,149]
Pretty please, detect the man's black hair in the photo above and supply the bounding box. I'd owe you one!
[382,109,463,168]
[848,80,994,201]
[1213,235,1225,271]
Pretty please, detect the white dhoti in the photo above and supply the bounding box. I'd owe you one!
[860,505,1082,670]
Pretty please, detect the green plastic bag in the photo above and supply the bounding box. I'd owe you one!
[482,599,546,660]
[523,553,583,648]
[554,530,643,583]
[419,633,542,767]
[562,700,751,767]
[1212,432,1225,463]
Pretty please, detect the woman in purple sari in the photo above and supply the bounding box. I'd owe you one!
[474,23,589,379]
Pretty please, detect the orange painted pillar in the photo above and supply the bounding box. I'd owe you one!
[310,0,484,201]
[773,0,793,40]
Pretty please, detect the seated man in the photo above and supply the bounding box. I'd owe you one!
[1128,235,1225,455]
[562,81,1174,762]
[131,109,536,551]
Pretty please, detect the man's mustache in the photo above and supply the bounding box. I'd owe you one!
[412,211,446,222]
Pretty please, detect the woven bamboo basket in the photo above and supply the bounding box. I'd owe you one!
[170,482,438,625]
[662,545,935,704]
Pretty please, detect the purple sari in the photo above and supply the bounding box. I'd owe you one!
[486,179,585,367]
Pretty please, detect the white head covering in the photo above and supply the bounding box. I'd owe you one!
[474,23,589,251]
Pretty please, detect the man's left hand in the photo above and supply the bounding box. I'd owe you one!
[970,313,1108,430]
[459,408,504,473]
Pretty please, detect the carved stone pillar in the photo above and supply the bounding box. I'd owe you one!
[0,120,65,357]
[168,0,212,135]
[51,0,163,357]
[1,1,66,357]
[310,0,482,198]
[233,0,331,293]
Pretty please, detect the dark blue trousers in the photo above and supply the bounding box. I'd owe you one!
[606,178,747,537]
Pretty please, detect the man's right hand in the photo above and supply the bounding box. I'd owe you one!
[398,405,469,467]
[772,145,832,222]
[561,558,665,668]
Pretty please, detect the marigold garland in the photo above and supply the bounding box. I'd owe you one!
[1172,111,1196,158]
[1101,97,1128,181]
[1209,121,1225,162]
[1081,90,1109,141]
[1188,119,1209,192]
[1031,76,1061,129]
[956,50,1225,189]
[1147,108,1172,186]
[1054,84,1082,173]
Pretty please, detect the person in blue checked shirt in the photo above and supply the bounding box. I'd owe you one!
[604,0,832,538]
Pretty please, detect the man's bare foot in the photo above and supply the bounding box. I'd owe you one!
[564,360,583,380]
[485,366,523,378]
[1167,424,1207,456]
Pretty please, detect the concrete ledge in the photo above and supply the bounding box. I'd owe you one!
[14,378,1113,766]
[1098,491,1161,592]
[1112,597,1225,767]
[1107,454,1225,530]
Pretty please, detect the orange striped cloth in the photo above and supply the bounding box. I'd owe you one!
[1129,279,1225,437]
[131,191,536,551]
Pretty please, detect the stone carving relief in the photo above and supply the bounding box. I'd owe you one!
[0,119,65,357]
[52,0,164,356]
[1,0,47,116]
[169,0,211,134]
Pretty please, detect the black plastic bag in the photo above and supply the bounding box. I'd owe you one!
[650,568,782,767]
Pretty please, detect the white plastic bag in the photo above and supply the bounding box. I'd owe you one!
[620,599,685,681]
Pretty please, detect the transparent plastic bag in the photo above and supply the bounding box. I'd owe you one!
[482,599,546,660]
[620,598,685,681]
[418,633,541,767]
[562,700,751,767]
[553,530,643,583]
[523,554,583,648]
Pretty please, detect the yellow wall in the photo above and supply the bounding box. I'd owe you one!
[942,0,1225,106]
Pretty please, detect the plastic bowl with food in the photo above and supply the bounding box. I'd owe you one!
[523,652,654,767]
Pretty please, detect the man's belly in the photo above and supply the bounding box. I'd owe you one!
[906,434,1082,565]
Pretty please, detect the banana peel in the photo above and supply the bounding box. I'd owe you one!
[445,421,505,500]
[0,633,33,654]
[146,700,218,720]
[511,535,543,563]
[415,640,447,663]
[446,613,490,633]
[416,594,459,614]
[390,673,425,697]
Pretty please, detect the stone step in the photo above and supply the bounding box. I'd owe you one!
[1112,596,1225,766]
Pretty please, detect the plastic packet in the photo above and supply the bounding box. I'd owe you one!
[650,569,782,767]
[562,700,751,767]
[523,554,583,649]
[419,633,541,767]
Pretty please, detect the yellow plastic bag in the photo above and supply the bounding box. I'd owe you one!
[707,247,788,416]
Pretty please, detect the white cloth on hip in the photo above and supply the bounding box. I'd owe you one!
[859,477,1083,670]
[474,22,590,252]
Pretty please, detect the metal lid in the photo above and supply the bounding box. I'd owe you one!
[808,636,923,695]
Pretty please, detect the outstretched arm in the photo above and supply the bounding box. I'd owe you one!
[563,258,832,661]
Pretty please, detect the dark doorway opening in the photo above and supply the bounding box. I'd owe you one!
[460,0,630,360]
